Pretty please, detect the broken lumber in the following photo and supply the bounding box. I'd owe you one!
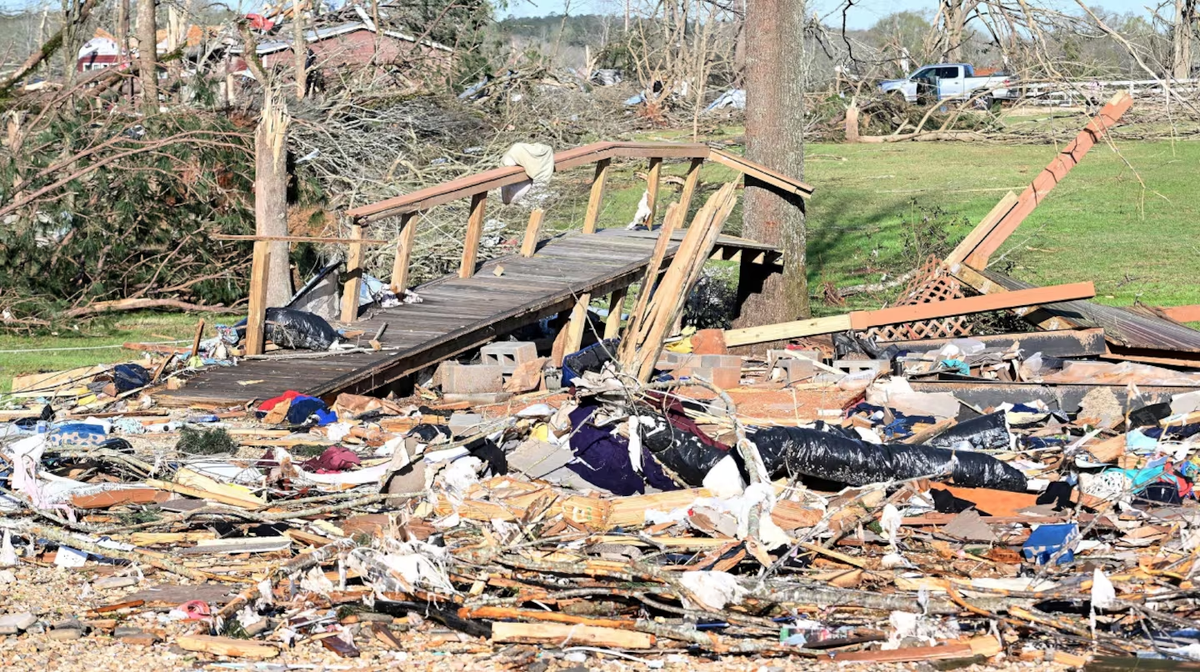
[952,92,1132,267]
[724,282,1096,347]
[176,635,279,658]
[490,622,655,649]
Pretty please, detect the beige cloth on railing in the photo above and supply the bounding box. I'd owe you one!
[500,142,554,204]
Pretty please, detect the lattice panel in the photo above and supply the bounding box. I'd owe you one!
[867,256,975,342]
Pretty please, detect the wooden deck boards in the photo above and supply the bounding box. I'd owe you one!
[159,229,770,407]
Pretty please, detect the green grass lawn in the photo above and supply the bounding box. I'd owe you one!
[580,133,1200,317]
[0,313,240,393]
[3,131,1196,388]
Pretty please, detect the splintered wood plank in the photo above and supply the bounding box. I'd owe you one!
[645,157,662,226]
[245,240,270,356]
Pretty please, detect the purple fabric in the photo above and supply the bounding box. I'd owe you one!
[567,406,679,496]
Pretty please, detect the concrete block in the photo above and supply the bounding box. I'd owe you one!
[699,354,742,369]
[769,349,822,369]
[688,366,741,390]
[657,352,700,372]
[448,412,484,437]
[480,342,539,374]
[441,362,504,394]
[778,358,815,383]
[833,359,889,374]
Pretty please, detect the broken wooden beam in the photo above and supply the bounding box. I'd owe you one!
[958,92,1132,267]
[724,282,1096,347]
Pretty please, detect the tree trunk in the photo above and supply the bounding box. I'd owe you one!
[942,0,966,62]
[1174,0,1195,80]
[255,89,294,307]
[136,0,158,113]
[117,0,131,104]
[729,0,808,349]
[293,0,307,99]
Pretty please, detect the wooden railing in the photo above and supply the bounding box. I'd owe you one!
[240,141,813,356]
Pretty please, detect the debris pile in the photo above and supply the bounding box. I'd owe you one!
[2,92,1200,669]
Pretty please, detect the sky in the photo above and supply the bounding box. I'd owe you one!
[500,0,1161,31]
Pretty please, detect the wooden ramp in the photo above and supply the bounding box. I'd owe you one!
[160,229,776,407]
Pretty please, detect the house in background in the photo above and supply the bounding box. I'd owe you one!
[76,30,124,73]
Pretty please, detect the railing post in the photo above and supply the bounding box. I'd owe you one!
[604,287,626,339]
[582,159,610,234]
[245,240,270,356]
[521,208,544,257]
[645,157,663,227]
[677,157,703,227]
[459,192,487,278]
[340,223,364,323]
[390,213,416,295]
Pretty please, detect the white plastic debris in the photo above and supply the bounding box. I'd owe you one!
[0,530,17,567]
[678,571,747,611]
[54,545,87,568]
[879,504,903,546]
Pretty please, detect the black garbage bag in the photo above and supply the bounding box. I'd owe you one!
[112,363,151,392]
[924,412,1012,452]
[561,338,619,386]
[639,413,733,487]
[747,425,1028,492]
[261,308,339,350]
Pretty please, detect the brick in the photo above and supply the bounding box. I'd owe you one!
[690,329,727,355]
[686,366,741,390]
[441,362,504,394]
[480,342,539,374]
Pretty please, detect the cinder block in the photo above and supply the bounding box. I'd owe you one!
[778,358,814,383]
[480,342,539,374]
[657,352,700,372]
[441,362,504,394]
[833,359,889,374]
[687,366,741,390]
[769,349,822,369]
[448,412,484,437]
[699,354,742,369]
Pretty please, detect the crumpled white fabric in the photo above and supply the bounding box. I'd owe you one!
[678,571,747,611]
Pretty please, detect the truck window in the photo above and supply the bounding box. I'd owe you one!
[910,67,932,80]
[936,66,960,79]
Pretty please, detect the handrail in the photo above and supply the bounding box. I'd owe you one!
[345,141,813,223]
[234,139,817,353]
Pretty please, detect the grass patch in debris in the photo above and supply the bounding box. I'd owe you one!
[176,426,239,456]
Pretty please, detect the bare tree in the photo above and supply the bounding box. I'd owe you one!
[136,0,158,112]
[731,0,808,339]
[1174,0,1196,79]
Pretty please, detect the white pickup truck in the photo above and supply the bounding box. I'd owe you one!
[878,63,1018,105]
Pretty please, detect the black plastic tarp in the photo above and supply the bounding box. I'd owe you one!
[748,424,1028,492]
